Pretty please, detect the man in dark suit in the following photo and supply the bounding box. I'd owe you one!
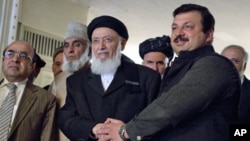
[97,4,241,141]
[58,15,162,141]
[221,44,250,123]
[0,40,58,141]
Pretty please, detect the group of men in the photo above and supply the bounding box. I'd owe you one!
[0,3,249,141]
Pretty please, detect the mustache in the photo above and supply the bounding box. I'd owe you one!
[174,35,189,42]
[97,49,109,54]
[9,62,20,67]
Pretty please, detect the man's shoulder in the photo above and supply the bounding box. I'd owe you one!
[27,82,56,99]
[124,61,159,75]
[196,53,233,66]
[243,76,250,87]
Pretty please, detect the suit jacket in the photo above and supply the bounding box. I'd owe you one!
[58,57,161,141]
[126,46,241,141]
[1,81,58,141]
[238,76,250,123]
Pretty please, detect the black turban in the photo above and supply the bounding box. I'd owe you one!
[139,35,173,60]
[87,15,129,41]
[33,53,46,68]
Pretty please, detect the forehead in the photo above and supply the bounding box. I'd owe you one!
[173,11,202,24]
[92,27,119,38]
[55,52,63,59]
[7,41,33,53]
[144,52,166,60]
[223,48,244,56]
[64,37,86,43]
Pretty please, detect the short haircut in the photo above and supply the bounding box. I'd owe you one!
[53,46,63,62]
[222,44,249,63]
[173,3,215,33]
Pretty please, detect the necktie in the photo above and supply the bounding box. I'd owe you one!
[0,83,17,140]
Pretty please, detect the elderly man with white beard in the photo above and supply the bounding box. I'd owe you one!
[49,21,91,107]
[57,15,162,141]
[49,22,91,141]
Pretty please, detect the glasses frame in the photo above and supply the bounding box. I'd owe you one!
[3,50,33,61]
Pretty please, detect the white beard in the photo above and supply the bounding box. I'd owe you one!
[91,43,122,74]
[62,47,90,73]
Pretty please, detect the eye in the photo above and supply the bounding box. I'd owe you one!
[184,24,194,30]
[73,41,83,47]
[103,37,112,43]
[18,52,29,59]
[171,25,177,31]
[157,62,165,65]
[92,38,99,44]
[231,59,240,64]
[63,42,69,48]
[146,61,154,65]
[4,51,15,58]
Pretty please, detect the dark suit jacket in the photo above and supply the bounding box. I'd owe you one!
[238,76,250,123]
[126,46,241,141]
[1,81,58,141]
[58,57,161,141]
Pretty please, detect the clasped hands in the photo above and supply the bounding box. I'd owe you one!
[92,118,126,141]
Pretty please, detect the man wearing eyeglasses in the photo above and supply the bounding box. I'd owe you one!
[0,40,58,141]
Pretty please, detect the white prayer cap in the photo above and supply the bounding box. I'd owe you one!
[64,21,88,41]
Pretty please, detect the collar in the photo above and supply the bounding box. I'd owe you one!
[0,78,28,88]
[176,46,215,61]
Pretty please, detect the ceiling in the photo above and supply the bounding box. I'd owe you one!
[71,0,250,77]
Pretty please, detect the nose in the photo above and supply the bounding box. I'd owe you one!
[11,53,20,61]
[98,40,106,50]
[175,27,185,36]
[66,44,75,53]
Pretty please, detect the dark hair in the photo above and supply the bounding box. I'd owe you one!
[173,3,215,33]
[33,53,46,68]
[53,46,64,62]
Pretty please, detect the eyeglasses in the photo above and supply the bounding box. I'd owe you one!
[4,50,33,61]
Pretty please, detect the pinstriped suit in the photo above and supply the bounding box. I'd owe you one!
[0,80,58,141]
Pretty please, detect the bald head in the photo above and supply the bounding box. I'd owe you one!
[2,41,35,82]
[221,45,248,79]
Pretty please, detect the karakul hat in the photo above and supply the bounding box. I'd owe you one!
[139,35,173,60]
[87,15,129,41]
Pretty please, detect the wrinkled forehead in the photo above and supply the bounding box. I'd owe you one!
[64,37,87,43]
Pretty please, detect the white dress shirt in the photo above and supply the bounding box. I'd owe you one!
[101,71,116,91]
[0,78,27,127]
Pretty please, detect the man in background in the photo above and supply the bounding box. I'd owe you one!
[49,21,91,107]
[221,44,250,123]
[44,46,63,90]
[139,35,173,77]
[49,21,91,141]
[28,52,46,83]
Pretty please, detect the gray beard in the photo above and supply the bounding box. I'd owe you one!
[91,44,122,75]
[62,47,90,73]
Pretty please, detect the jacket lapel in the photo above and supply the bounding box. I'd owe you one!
[88,72,105,95]
[9,82,37,136]
[105,68,125,95]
